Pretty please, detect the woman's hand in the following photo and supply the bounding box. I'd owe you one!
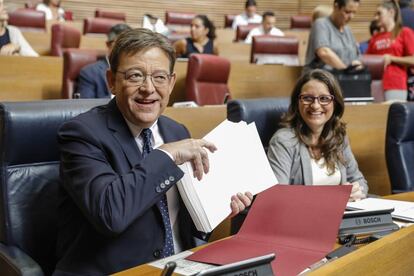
[344,182,366,202]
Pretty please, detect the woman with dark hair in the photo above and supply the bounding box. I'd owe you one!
[173,14,219,58]
[267,69,367,201]
[36,0,65,21]
[366,0,414,101]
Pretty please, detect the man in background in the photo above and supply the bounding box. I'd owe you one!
[232,0,262,29]
[77,23,131,98]
[244,11,284,44]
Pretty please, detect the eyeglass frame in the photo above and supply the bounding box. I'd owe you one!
[115,69,174,88]
[298,94,335,106]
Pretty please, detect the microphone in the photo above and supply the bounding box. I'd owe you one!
[160,261,176,276]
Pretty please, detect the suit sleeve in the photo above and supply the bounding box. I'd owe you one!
[77,67,97,98]
[267,131,295,184]
[343,136,369,195]
[58,118,185,237]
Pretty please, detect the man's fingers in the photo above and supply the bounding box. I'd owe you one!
[237,192,252,207]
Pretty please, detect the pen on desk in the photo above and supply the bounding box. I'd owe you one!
[161,261,176,276]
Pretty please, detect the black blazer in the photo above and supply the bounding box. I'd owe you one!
[54,99,199,275]
[77,59,111,98]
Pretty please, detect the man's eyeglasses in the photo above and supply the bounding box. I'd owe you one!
[299,94,334,105]
[116,69,173,88]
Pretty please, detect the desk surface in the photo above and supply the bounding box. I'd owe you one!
[113,192,414,275]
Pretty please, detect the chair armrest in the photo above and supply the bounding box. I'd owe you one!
[0,243,43,276]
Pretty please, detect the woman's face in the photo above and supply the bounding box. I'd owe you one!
[375,7,394,28]
[298,79,335,134]
[333,0,359,27]
[190,18,209,42]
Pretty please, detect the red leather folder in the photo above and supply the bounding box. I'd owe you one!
[188,185,352,276]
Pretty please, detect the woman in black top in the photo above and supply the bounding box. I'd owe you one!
[174,14,219,58]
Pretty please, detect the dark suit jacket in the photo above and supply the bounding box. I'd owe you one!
[55,99,200,275]
[77,59,111,98]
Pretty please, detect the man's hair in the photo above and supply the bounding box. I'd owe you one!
[334,0,360,9]
[262,11,275,20]
[282,69,347,174]
[109,28,176,74]
[107,23,132,43]
[369,19,380,36]
[245,0,257,8]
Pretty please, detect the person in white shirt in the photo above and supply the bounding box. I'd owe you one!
[232,0,262,29]
[0,0,38,56]
[36,0,65,21]
[245,11,284,44]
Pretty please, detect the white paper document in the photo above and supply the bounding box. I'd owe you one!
[347,198,414,222]
[178,120,278,232]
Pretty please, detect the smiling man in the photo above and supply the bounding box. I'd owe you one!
[55,28,252,275]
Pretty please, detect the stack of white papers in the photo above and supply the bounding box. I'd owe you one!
[347,198,414,222]
[178,120,278,233]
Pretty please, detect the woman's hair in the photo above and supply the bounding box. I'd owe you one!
[379,0,403,38]
[282,69,347,174]
[194,14,216,40]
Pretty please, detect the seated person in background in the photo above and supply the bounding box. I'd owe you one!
[0,0,38,56]
[304,0,363,73]
[311,5,333,23]
[400,0,414,30]
[244,11,284,44]
[77,23,131,98]
[358,19,382,54]
[366,0,414,102]
[232,0,262,29]
[55,28,252,275]
[173,14,219,58]
[36,0,65,21]
[267,69,368,202]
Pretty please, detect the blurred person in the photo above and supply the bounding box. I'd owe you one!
[173,14,218,58]
[0,0,38,56]
[77,23,131,98]
[244,11,284,44]
[36,0,65,21]
[399,0,414,30]
[312,5,333,23]
[54,28,252,275]
[366,0,414,101]
[304,0,363,73]
[267,69,368,202]
[232,0,262,29]
[359,19,382,54]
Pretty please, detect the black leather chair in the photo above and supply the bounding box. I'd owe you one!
[227,97,290,234]
[385,102,414,193]
[0,99,109,276]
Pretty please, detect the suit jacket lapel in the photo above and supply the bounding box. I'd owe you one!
[106,99,142,167]
[299,142,313,185]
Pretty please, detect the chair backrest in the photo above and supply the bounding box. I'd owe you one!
[361,54,385,102]
[50,24,81,57]
[290,15,312,29]
[62,49,100,99]
[165,11,195,26]
[95,9,126,21]
[0,99,109,275]
[8,8,46,32]
[224,14,236,28]
[385,102,414,193]
[227,97,290,150]
[83,17,123,35]
[251,35,299,65]
[185,54,231,106]
[235,24,260,41]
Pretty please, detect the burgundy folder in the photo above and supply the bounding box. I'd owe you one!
[188,185,352,276]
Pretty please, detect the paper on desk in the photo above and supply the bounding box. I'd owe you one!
[188,185,352,276]
[178,120,278,232]
[348,198,414,222]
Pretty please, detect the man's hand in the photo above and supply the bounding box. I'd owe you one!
[159,138,217,180]
[0,43,20,56]
[344,182,366,202]
[229,192,254,218]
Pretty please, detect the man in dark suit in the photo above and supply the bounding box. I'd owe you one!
[76,23,131,98]
[55,28,252,275]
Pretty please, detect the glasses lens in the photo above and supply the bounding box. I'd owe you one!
[151,73,170,86]
[124,70,144,85]
[300,95,314,104]
[319,95,333,105]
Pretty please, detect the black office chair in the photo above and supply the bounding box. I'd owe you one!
[0,99,109,276]
[385,102,414,193]
[227,97,290,234]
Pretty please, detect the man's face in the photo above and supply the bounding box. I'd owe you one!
[246,5,257,18]
[334,0,359,26]
[107,47,176,128]
[262,15,276,33]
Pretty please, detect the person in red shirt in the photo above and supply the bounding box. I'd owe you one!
[366,0,414,101]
